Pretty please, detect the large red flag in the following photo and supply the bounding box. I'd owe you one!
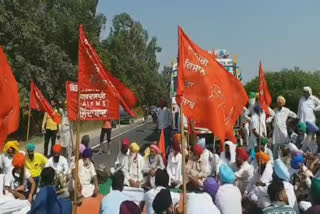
[177,26,248,145]
[259,61,272,115]
[30,80,61,124]
[0,46,20,149]
[78,25,137,117]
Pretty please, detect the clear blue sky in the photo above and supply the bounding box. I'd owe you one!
[97,0,320,82]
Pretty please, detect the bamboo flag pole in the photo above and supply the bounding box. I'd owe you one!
[180,104,187,214]
[258,65,262,177]
[73,88,81,214]
[118,117,121,152]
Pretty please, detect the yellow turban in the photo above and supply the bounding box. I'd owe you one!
[277,96,286,106]
[3,141,19,153]
[130,142,140,153]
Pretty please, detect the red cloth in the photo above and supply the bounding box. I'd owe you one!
[176,26,248,147]
[259,61,272,115]
[12,153,25,168]
[158,129,167,165]
[78,25,136,118]
[150,144,161,154]
[0,46,20,150]
[30,80,61,124]
[193,144,203,156]
[52,144,62,154]
[255,152,270,164]
[236,147,249,161]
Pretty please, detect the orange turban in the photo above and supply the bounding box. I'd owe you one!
[52,144,62,154]
[12,153,25,168]
[173,133,181,144]
[255,152,270,164]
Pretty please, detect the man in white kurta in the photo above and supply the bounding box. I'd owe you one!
[219,141,236,168]
[298,86,320,125]
[234,147,254,194]
[272,96,297,159]
[123,143,144,187]
[58,106,73,161]
[167,139,182,188]
[111,139,130,174]
[240,106,251,146]
[187,192,221,214]
[249,105,266,151]
[198,138,213,177]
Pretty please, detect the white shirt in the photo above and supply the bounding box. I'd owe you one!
[166,152,182,186]
[187,192,221,214]
[215,184,242,214]
[78,159,97,197]
[45,156,69,175]
[272,107,297,145]
[8,168,31,191]
[235,161,254,193]
[114,151,129,170]
[123,153,144,183]
[298,95,320,125]
[200,149,213,177]
[246,161,273,194]
[249,114,262,150]
[283,181,299,214]
[144,186,180,214]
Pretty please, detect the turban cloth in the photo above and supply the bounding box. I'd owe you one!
[236,147,249,161]
[297,122,307,133]
[291,155,304,170]
[203,177,220,201]
[52,144,62,154]
[173,133,181,144]
[311,178,320,204]
[192,144,203,156]
[122,139,130,148]
[306,121,319,134]
[12,153,25,168]
[274,159,290,181]
[261,138,268,146]
[27,143,35,152]
[277,96,286,105]
[3,141,19,153]
[303,86,312,95]
[82,148,93,159]
[150,144,161,154]
[254,104,261,114]
[130,142,140,153]
[120,201,141,214]
[255,152,270,164]
[80,144,86,154]
[197,138,206,149]
[249,92,256,99]
[219,164,235,184]
[152,189,172,213]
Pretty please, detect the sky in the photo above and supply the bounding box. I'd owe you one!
[97,0,320,82]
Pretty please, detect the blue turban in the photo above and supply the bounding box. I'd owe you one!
[82,148,93,158]
[253,104,261,114]
[250,149,256,160]
[274,159,290,181]
[219,164,235,184]
[306,121,319,134]
[197,138,206,149]
[27,143,35,152]
[291,155,304,170]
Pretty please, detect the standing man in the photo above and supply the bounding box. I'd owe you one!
[158,98,172,154]
[58,101,73,161]
[42,99,60,157]
[298,86,320,126]
[249,105,266,152]
[272,96,297,158]
[99,119,112,155]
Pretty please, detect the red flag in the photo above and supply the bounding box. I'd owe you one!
[30,80,61,124]
[78,25,137,117]
[259,61,272,115]
[177,26,248,145]
[0,46,20,149]
[158,129,166,165]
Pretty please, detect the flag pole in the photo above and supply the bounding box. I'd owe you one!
[118,117,121,152]
[180,104,187,214]
[26,104,32,143]
[73,88,81,214]
[258,62,262,177]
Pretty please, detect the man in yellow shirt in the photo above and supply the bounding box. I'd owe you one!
[25,143,48,186]
[42,99,60,157]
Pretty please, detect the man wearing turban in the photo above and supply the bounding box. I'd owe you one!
[1,141,20,185]
[298,86,320,126]
[272,96,297,159]
[234,147,254,194]
[123,142,144,187]
[198,138,214,177]
[167,135,183,188]
[111,139,130,175]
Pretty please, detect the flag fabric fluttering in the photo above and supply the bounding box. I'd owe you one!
[0,46,20,149]
[158,129,167,165]
[176,26,248,147]
[259,61,272,115]
[30,80,61,124]
[78,25,137,117]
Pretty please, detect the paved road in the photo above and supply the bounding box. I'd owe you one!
[90,119,159,172]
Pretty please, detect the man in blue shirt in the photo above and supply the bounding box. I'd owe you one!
[100,170,128,214]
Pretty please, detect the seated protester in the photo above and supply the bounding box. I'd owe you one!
[100,170,128,214]
[110,139,130,174]
[286,122,298,145]
[185,144,206,190]
[246,152,273,209]
[295,122,307,149]
[186,177,221,214]
[167,137,182,188]
[215,164,242,214]
[0,141,20,182]
[152,189,175,214]
[261,138,273,165]
[29,167,72,214]
[305,178,320,214]
[198,138,213,177]
[120,200,142,214]
[123,142,144,187]
[219,141,236,168]
[279,145,292,169]
[73,148,99,198]
[69,143,86,173]
[25,143,48,186]
[273,159,299,213]
[81,135,90,148]
[144,169,180,214]
[234,147,254,194]
[4,153,36,203]
[143,144,165,188]
[262,181,296,214]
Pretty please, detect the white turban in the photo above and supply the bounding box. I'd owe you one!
[277,96,286,105]
[303,86,312,96]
